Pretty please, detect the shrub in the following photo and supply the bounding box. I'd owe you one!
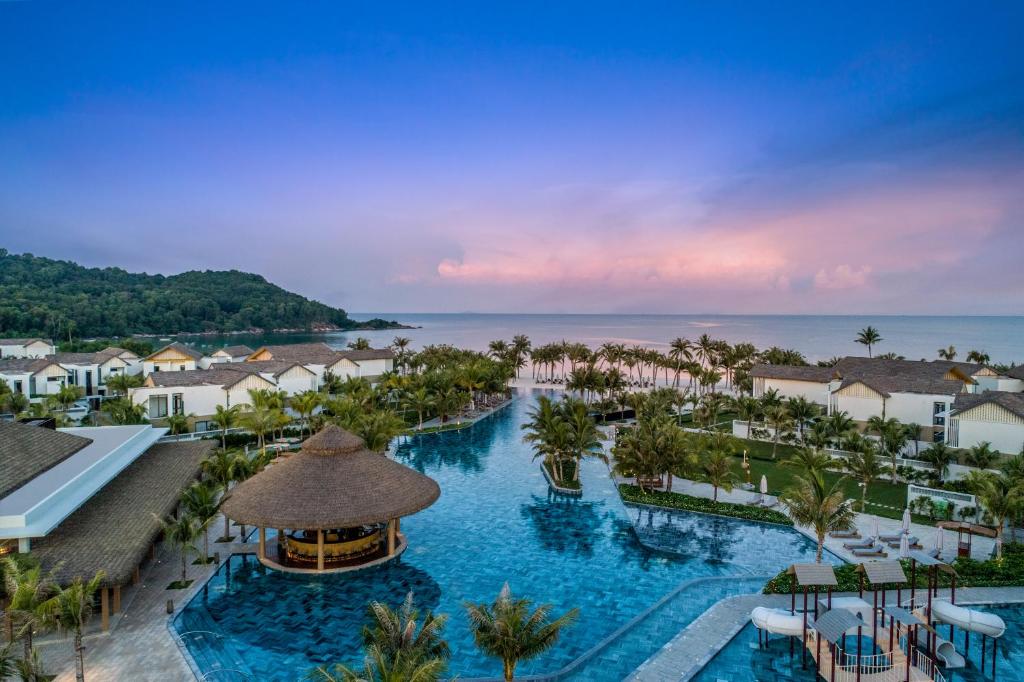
[618,484,792,526]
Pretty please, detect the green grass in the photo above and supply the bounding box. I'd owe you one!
[543,460,581,490]
[729,439,912,521]
[618,484,793,526]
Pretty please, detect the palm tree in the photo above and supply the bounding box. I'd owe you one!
[823,411,855,446]
[180,481,223,562]
[100,397,147,425]
[844,445,885,512]
[158,512,200,585]
[0,643,13,680]
[403,387,435,431]
[104,372,142,397]
[784,447,832,475]
[904,423,923,456]
[202,450,242,541]
[937,345,957,360]
[211,404,241,451]
[464,584,578,681]
[564,399,606,481]
[965,441,997,470]
[362,592,449,663]
[762,405,793,459]
[353,411,405,453]
[966,349,990,364]
[241,406,276,458]
[965,471,1022,559]
[866,415,905,484]
[921,442,956,483]
[165,412,193,435]
[308,646,446,682]
[785,397,819,440]
[731,396,760,439]
[701,440,738,502]
[1,557,51,659]
[291,390,322,439]
[38,571,104,682]
[781,470,855,562]
[855,326,883,357]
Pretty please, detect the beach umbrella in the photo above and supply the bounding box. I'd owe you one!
[936,530,944,551]
[760,475,768,495]
[902,507,911,533]
[872,519,880,540]
[899,533,910,559]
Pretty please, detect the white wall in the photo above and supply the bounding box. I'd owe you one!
[953,419,1024,455]
[761,378,831,405]
[143,359,198,375]
[355,358,392,378]
[132,385,227,419]
[0,341,55,359]
[271,368,317,396]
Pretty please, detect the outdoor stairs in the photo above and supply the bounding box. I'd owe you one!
[805,627,936,682]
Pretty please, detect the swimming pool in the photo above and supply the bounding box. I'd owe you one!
[174,394,835,680]
[692,604,1024,682]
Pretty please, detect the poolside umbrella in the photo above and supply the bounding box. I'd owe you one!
[899,533,910,559]
[902,507,911,533]
[872,519,880,540]
[936,530,944,553]
[760,475,768,495]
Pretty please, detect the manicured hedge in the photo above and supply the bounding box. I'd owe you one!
[763,544,1024,594]
[618,484,793,526]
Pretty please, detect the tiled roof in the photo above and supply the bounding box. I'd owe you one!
[0,357,63,374]
[144,367,269,389]
[749,364,836,382]
[831,356,974,396]
[219,360,314,378]
[145,342,204,361]
[250,342,340,364]
[334,348,395,362]
[838,375,966,398]
[0,338,50,347]
[1008,365,1024,380]
[31,440,212,587]
[213,345,254,358]
[0,422,93,498]
[952,391,1024,420]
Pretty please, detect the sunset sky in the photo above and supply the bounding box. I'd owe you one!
[1,2,1022,315]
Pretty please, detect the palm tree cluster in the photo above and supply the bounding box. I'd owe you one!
[0,378,82,426]
[311,585,577,682]
[1,556,104,682]
[522,395,606,487]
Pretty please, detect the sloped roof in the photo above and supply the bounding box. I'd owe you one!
[0,422,93,498]
[31,441,212,587]
[952,391,1024,420]
[749,364,836,382]
[213,344,254,358]
[223,425,440,529]
[249,342,339,364]
[0,338,50,347]
[336,348,395,362]
[1008,365,1024,380]
[857,561,907,586]
[144,367,272,389]
[219,360,314,378]
[0,357,64,375]
[145,342,204,361]
[788,562,838,586]
[812,608,865,644]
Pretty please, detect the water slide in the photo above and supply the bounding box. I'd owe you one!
[932,635,966,669]
[931,600,1007,638]
[751,606,806,637]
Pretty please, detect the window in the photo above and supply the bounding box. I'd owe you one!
[13,380,22,394]
[172,393,184,416]
[179,365,186,371]
[932,401,946,427]
[149,395,168,418]
[194,420,212,433]
[152,366,160,372]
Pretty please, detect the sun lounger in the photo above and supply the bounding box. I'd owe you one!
[852,545,888,558]
[886,535,922,549]
[761,496,778,509]
[830,530,861,539]
[878,532,905,543]
[843,537,876,550]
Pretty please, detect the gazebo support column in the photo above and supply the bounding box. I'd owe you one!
[258,527,266,560]
[317,530,325,571]
[387,520,397,556]
[100,588,110,632]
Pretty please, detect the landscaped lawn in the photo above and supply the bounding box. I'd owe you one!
[725,438,915,521]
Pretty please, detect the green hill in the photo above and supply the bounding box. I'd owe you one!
[0,249,399,339]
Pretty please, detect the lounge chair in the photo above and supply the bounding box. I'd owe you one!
[830,530,861,539]
[878,532,905,543]
[886,535,922,549]
[852,544,888,558]
[760,496,779,509]
[843,537,876,550]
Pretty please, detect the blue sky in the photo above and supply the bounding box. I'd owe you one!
[1,2,1022,314]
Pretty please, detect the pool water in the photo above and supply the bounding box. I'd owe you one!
[693,604,1024,682]
[175,394,835,680]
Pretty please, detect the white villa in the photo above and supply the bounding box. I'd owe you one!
[199,344,255,368]
[247,343,395,384]
[0,338,56,359]
[750,357,1013,444]
[142,342,204,374]
[0,357,69,402]
[53,347,143,400]
[131,366,276,430]
[948,391,1024,454]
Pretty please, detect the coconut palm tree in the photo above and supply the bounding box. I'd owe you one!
[937,345,957,360]
[165,412,193,435]
[701,439,738,502]
[180,481,223,562]
[402,387,435,431]
[361,592,449,663]
[844,445,885,512]
[353,411,405,453]
[211,404,241,451]
[966,349,990,364]
[763,405,793,459]
[866,415,905,484]
[0,643,13,680]
[308,646,446,682]
[965,441,997,470]
[1,558,52,659]
[964,471,1023,559]
[855,326,883,357]
[464,584,578,681]
[563,398,606,481]
[781,470,855,562]
[903,422,923,456]
[921,442,956,483]
[104,372,143,397]
[202,450,242,541]
[785,397,819,440]
[157,512,200,586]
[347,337,372,350]
[38,571,104,682]
[823,411,855,446]
[241,406,276,458]
[291,390,322,440]
[784,447,832,475]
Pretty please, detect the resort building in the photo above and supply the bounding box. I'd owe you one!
[131,367,275,428]
[0,337,56,359]
[325,348,396,382]
[51,346,143,400]
[247,343,395,386]
[947,391,1024,454]
[0,420,210,630]
[199,344,255,368]
[0,357,70,402]
[142,341,205,375]
[752,356,985,442]
[222,425,439,573]
[220,360,318,395]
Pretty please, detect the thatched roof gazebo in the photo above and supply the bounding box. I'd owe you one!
[223,425,440,573]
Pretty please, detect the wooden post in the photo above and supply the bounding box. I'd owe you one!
[258,527,266,560]
[100,587,110,632]
[802,586,808,668]
[112,586,121,614]
[856,625,862,682]
[317,529,325,571]
[132,566,141,585]
[872,590,878,645]
[387,520,396,556]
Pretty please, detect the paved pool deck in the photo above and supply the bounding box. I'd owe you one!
[628,585,1024,682]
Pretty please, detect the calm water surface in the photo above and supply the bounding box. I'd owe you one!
[175,394,833,680]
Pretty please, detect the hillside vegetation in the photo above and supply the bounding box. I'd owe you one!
[0,250,398,339]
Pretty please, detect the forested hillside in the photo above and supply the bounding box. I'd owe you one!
[0,250,398,339]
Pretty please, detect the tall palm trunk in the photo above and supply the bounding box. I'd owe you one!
[503,660,515,681]
[74,631,85,682]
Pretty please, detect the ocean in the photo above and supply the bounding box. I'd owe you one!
[174,313,1024,365]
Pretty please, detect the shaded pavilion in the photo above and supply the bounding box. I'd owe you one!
[222,425,440,573]
[787,562,839,668]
